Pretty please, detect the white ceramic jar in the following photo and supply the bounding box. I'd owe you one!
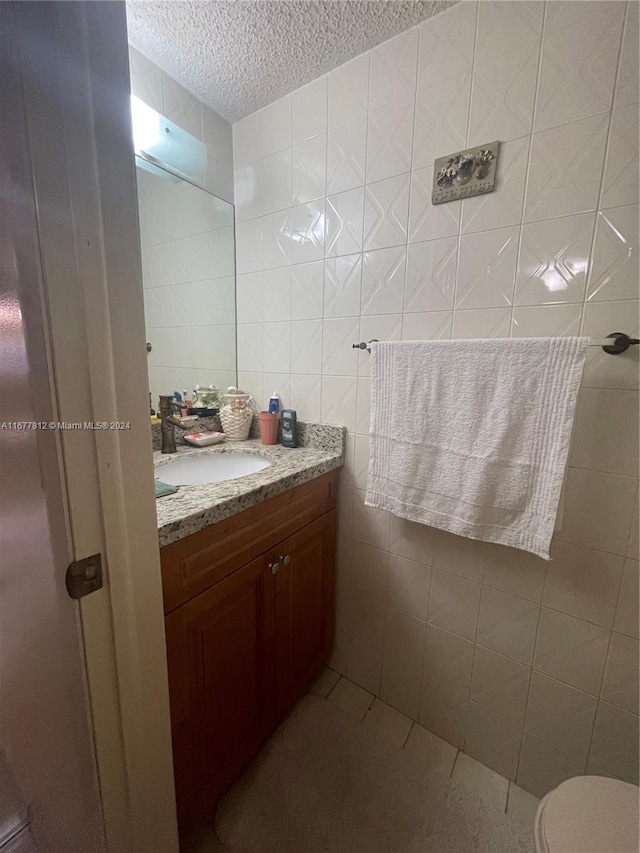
[219,387,253,441]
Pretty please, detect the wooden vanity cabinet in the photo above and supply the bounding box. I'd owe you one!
[164,554,275,820]
[273,512,336,720]
[160,471,338,820]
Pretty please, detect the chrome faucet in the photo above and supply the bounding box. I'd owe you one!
[158,395,190,454]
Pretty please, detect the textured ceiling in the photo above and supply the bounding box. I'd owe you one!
[126,1,457,123]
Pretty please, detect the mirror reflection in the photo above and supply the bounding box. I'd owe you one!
[136,164,237,410]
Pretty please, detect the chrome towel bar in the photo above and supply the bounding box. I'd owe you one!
[352,332,639,355]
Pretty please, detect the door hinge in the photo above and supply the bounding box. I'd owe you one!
[66,553,103,600]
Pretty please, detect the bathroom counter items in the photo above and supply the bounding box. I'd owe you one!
[153,421,345,547]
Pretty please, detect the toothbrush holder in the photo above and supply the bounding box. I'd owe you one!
[258,412,280,445]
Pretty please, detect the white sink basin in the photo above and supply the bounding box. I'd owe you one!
[156,452,271,486]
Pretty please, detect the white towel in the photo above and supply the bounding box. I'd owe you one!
[366,337,589,560]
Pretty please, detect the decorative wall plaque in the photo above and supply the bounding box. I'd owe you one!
[432,141,500,204]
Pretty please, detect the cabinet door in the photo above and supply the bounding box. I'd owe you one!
[274,511,336,718]
[165,555,274,819]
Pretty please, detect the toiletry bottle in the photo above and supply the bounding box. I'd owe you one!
[182,388,190,416]
[268,392,280,414]
[281,409,297,447]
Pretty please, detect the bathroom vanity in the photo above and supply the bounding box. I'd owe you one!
[155,424,344,820]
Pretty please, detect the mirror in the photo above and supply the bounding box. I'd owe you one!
[136,162,237,410]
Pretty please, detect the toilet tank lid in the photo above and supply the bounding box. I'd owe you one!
[541,776,639,853]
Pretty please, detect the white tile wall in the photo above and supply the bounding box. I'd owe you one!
[232,0,639,797]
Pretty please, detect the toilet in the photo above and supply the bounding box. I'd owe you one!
[534,775,639,853]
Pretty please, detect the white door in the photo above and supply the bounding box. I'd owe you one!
[0,7,106,852]
[0,3,179,852]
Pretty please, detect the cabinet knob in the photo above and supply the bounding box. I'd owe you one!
[270,561,281,575]
[280,554,291,567]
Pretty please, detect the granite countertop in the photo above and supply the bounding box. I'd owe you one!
[153,422,345,547]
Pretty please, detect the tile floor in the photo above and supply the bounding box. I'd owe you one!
[315,667,541,827]
[182,666,540,852]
